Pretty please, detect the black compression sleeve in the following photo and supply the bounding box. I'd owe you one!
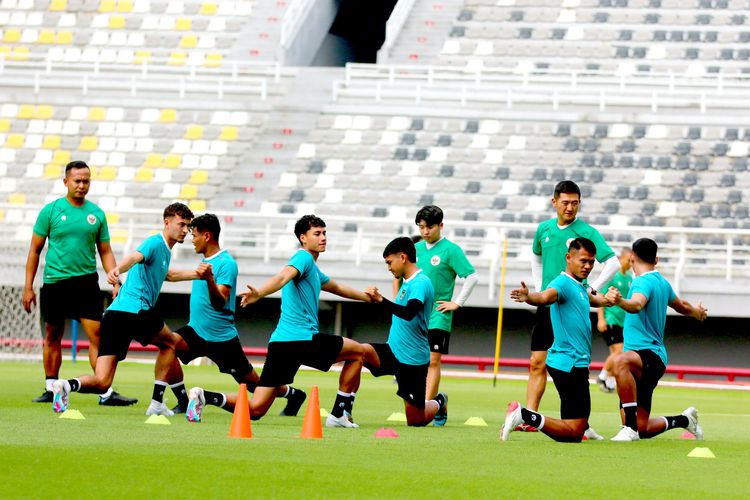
[380,298,423,320]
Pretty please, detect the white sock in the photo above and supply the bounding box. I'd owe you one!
[45,379,55,391]
[598,369,609,381]
[99,387,113,398]
[606,376,616,389]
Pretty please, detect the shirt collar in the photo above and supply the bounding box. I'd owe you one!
[404,268,422,283]
[425,237,444,250]
[205,248,226,261]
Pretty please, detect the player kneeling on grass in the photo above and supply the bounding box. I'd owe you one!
[502,238,614,442]
[361,237,447,427]
[606,238,707,442]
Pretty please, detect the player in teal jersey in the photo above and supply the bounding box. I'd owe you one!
[362,237,448,427]
[502,238,613,442]
[23,160,136,407]
[52,203,199,416]
[596,247,633,393]
[606,238,707,442]
[412,206,477,424]
[524,180,620,430]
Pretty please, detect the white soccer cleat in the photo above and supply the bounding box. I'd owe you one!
[583,426,604,441]
[146,400,175,417]
[185,387,205,423]
[325,413,359,428]
[52,379,70,413]
[606,376,617,391]
[611,426,640,441]
[682,406,704,441]
[501,401,523,441]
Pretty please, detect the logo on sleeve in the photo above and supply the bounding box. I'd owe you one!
[430,256,441,266]
[87,214,97,225]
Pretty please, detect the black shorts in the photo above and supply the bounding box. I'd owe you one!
[365,343,428,410]
[601,325,624,346]
[258,333,344,387]
[175,326,253,383]
[530,305,553,352]
[428,329,451,354]
[40,273,103,324]
[98,309,165,361]
[547,366,591,420]
[632,349,666,413]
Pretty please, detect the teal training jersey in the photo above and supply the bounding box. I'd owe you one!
[416,237,475,332]
[623,271,676,366]
[546,272,593,372]
[532,218,615,290]
[603,270,633,327]
[188,249,238,342]
[32,197,110,283]
[387,271,434,366]
[109,233,171,314]
[270,249,330,342]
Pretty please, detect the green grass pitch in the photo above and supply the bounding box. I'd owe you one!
[1,361,748,499]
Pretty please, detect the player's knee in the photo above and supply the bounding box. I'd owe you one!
[529,356,546,373]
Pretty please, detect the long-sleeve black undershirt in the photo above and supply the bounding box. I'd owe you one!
[380,297,423,321]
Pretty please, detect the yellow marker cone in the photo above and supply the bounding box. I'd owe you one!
[319,408,329,417]
[145,414,171,425]
[464,417,488,426]
[387,412,407,422]
[59,409,85,420]
[688,447,715,458]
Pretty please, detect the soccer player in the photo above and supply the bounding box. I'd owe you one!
[23,160,136,407]
[362,237,447,427]
[187,215,371,427]
[595,247,633,393]
[410,205,477,426]
[606,238,707,442]
[159,214,305,420]
[51,203,197,416]
[523,180,619,430]
[502,238,613,442]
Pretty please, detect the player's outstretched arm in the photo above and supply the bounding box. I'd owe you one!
[510,281,558,306]
[166,268,200,282]
[23,234,46,313]
[588,291,611,308]
[613,292,648,313]
[107,251,144,285]
[240,265,298,307]
[588,255,620,292]
[670,297,708,322]
[322,279,372,302]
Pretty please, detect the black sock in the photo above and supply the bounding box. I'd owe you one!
[664,415,689,430]
[204,390,225,407]
[152,382,167,403]
[171,382,188,408]
[331,391,350,418]
[623,404,638,431]
[521,408,542,428]
[284,387,296,399]
[434,393,446,410]
[69,379,80,392]
[345,393,356,415]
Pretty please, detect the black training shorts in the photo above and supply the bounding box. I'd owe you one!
[365,343,428,410]
[548,365,591,420]
[530,305,553,352]
[98,309,165,361]
[258,333,344,387]
[601,325,624,346]
[428,328,451,354]
[40,273,103,324]
[632,349,666,413]
[175,325,253,383]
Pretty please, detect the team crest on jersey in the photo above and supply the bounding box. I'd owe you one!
[430,255,441,266]
[61,215,67,221]
[544,236,549,243]
[87,214,97,225]
[399,289,406,300]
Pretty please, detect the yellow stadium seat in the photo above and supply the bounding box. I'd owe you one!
[9,193,26,205]
[199,3,217,15]
[6,134,25,148]
[88,107,106,121]
[168,52,186,66]
[133,50,151,65]
[179,35,197,49]
[56,31,73,44]
[110,229,129,244]
[204,52,223,68]
[189,170,208,184]
[49,0,67,11]
[144,153,162,168]
[163,154,181,168]
[108,16,125,29]
[116,0,133,12]
[99,0,115,13]
[0,209,5,222]
[52,150,71,165]
[179,184,198,199]
[36,105,53,119]
[219,126,238,141]
[38,31,56,44]
[10,47,29,61]
[43,135,61,149]
[184,124,203,140]
[175,18,192,31]
[0,46,10,56]
[135,167,154,182]
[17,105,35,119]
[0,119,10,133]
[99,166,117,180]
[79,136,98,151]
[160,109,177,123]
[106,212,121,224]
[188,199,206,212]
[88,165,99,179]
[3,29,21,43]
[44,164,62,179]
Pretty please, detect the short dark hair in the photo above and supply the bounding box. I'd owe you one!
[65,160,90,175]
[163,202,194,220]
[383,236,416,263]
[415,205,443,226]
[553,180,581,199]
[632,238,658,264]
[569,237,597,256]
[294,214,326,242]
[190,213,221,240]
[410,234,423,244]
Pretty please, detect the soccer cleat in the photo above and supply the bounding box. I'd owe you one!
[279,388,307,417]
[433,392,448,427]
[514,423,538,432]
[501,401,523,441]
[33,390,54,403]
[99,391,138,407]
[171,403,186,414]
[583,426,604,441]
[145,400,175,417]
[598,377,615,394]
[611,426,640,441]
[682,406,704,441]
[325,413,359,428]
[606,376,617,391]
[185,387,205,423]
[52,379,70,413]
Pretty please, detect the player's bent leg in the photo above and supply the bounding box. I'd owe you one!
[612,351,642,407]
[249,386,276,420]
[538,417,589,443]
[525,350,548,412]
[426,351,442,400]
[404,399,439,427]
[78,318,101,370]
[42,321,65,379]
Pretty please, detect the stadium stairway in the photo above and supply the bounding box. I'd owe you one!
[387,0,467,64]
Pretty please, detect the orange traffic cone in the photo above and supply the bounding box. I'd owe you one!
[300,385,323,439]
[228,383,253,439]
